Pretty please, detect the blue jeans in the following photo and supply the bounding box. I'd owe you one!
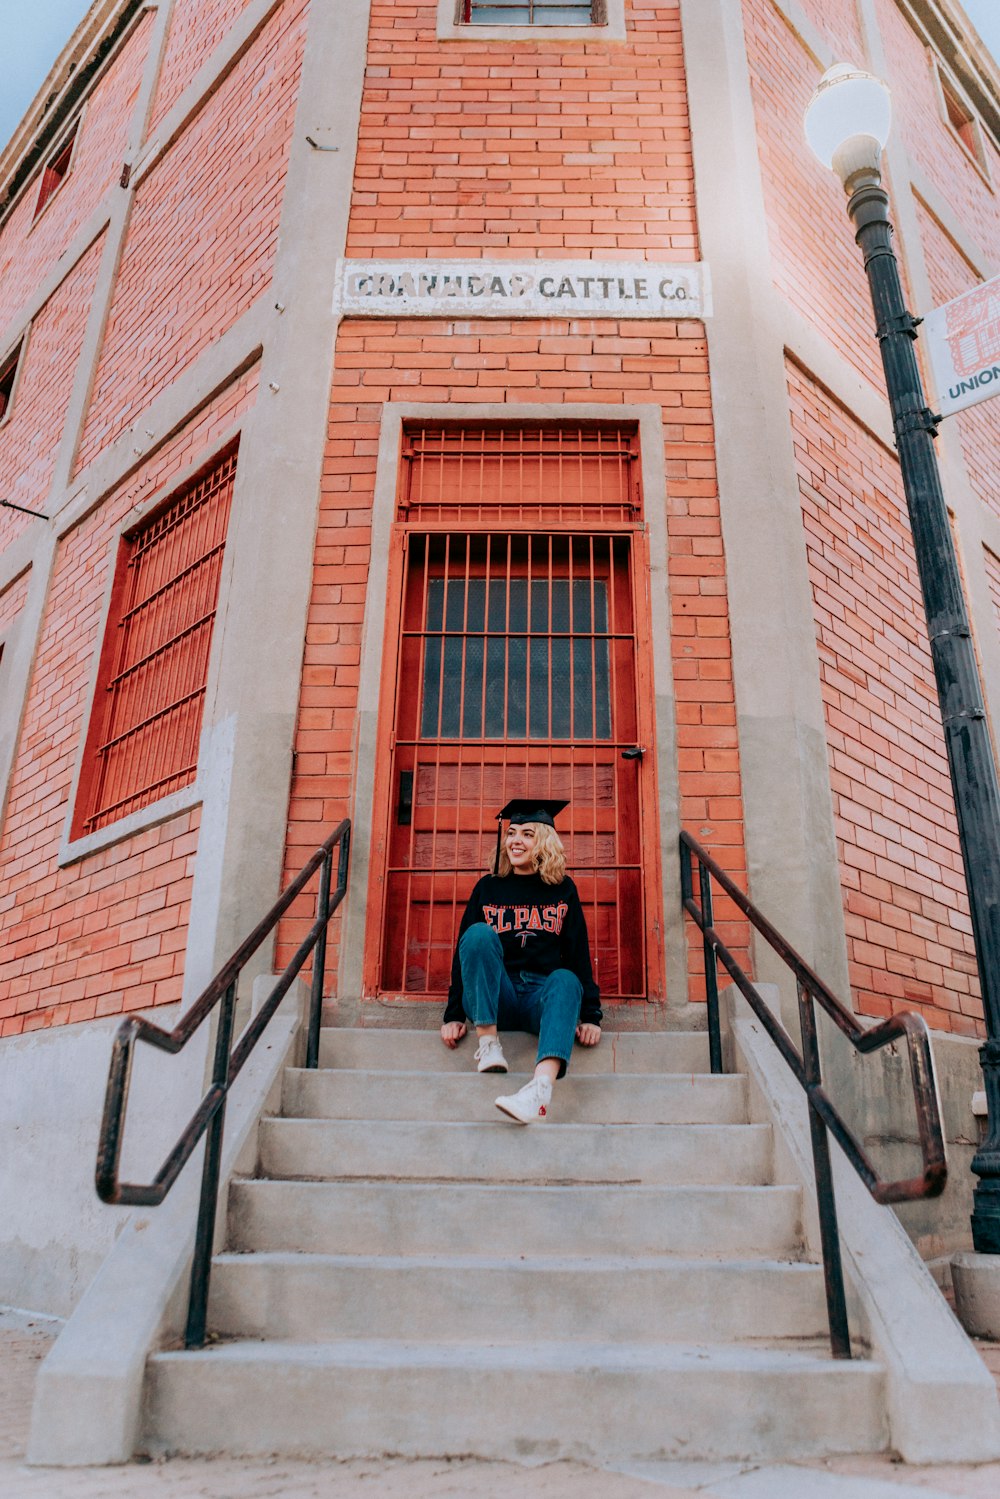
[458,923,582,1078]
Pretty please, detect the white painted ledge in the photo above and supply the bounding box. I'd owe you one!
[26,983,302,1466]
[724,985,1000,1463]
[953,1251,1000,1339]
[58,783,202,867]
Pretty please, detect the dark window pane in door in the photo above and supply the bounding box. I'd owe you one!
[439,637,464,737]
[573,638,593,738]
[508,579,528,631]
[420,635,442,738]
[551,636,572,738]
[529,635,549,739]
[462,634,485,738]
[507,637,527,738]
[484,636,507,737]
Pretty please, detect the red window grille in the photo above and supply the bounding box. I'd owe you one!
[35,122,79,219]
[74,446,238,837]
[400,424,639,527]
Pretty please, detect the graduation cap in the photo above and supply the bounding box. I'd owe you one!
[493,798,569,874]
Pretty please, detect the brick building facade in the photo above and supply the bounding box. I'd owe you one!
[0,0,998,1315]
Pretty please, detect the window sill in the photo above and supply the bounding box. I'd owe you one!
[436,0,626,43]
[59,781,202,867]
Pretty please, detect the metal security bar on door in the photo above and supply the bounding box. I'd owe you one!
[382,529,646,999]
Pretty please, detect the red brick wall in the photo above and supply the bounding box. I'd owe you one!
[914,197,1000,524]
[148,0,260,135]
[985,546,1000,638]
[0,367,260,1037]
[0,570,30,634]
[276,0,749,1002]
[790,358,981,1034]
[876,0,1000,259]
[0,238,104,555]
[740,0,888,395]
[277,309,747,1000]
[352,0,696,261]
[793,0,865,60]
[75,0,308,472]
[0,12,153,339]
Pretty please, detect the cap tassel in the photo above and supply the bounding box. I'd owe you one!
[494,817,503,876]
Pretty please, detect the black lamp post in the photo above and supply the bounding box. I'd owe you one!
[805,65,1000,1253]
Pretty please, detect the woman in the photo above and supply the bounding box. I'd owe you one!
[440,798,602,1123]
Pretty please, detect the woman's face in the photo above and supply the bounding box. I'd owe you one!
[505,822,538,874]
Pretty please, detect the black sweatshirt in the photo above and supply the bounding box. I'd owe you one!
[444,871,602,1027]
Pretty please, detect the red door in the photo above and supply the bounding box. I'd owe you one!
[368,425,661,1003]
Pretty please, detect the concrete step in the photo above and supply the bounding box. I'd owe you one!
[144,1338,887,1462]
[226,1179,804,1258]
[282,1067,748,1124]
[318,1027,712,1075]
[256,1117,773,1186]
[206,1252,827,1343]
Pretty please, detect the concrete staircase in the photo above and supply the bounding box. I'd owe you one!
[141,1027,888,1462]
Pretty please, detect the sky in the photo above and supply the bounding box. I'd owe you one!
[0,0,999,153]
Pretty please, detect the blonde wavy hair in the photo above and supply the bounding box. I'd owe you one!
[497,822,567,885]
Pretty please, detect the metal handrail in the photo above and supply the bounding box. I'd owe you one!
[95,819,351,1348]
[680,830,947,1360]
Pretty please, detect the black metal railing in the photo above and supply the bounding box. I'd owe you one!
[95,820,350,1348]
[680,830,947,1360]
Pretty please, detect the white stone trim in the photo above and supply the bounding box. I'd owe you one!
[728,985,1000,1464]
[930,53,994,188]
[0,320,30,432]
[58,783,203,868]
[339,399,687,1013]
[27,997,301,1465]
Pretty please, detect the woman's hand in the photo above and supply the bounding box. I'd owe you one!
[440,1021,468,1049]
[575,1023,601,1047]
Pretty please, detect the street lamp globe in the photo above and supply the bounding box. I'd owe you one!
[804,63,892,187]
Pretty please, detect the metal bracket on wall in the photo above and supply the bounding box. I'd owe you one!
[1,497,49,519]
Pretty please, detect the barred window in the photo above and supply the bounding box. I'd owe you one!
[464,2,601,24]
[74,446,237,837]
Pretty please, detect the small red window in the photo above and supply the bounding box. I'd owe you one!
[35,122,79,218]
[0,341,23,422]
[74,446,238,838]
[940,75,988,173]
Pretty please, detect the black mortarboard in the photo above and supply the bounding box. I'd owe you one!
[493,798,569,874]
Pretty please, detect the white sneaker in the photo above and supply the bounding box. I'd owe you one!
[495,1075,552,1123]
[474,1036,508,1073]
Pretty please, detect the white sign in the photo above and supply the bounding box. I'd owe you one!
[333,259,711,320]
[924,273,1000,418]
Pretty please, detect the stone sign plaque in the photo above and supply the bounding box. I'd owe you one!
[333,259,711,320]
